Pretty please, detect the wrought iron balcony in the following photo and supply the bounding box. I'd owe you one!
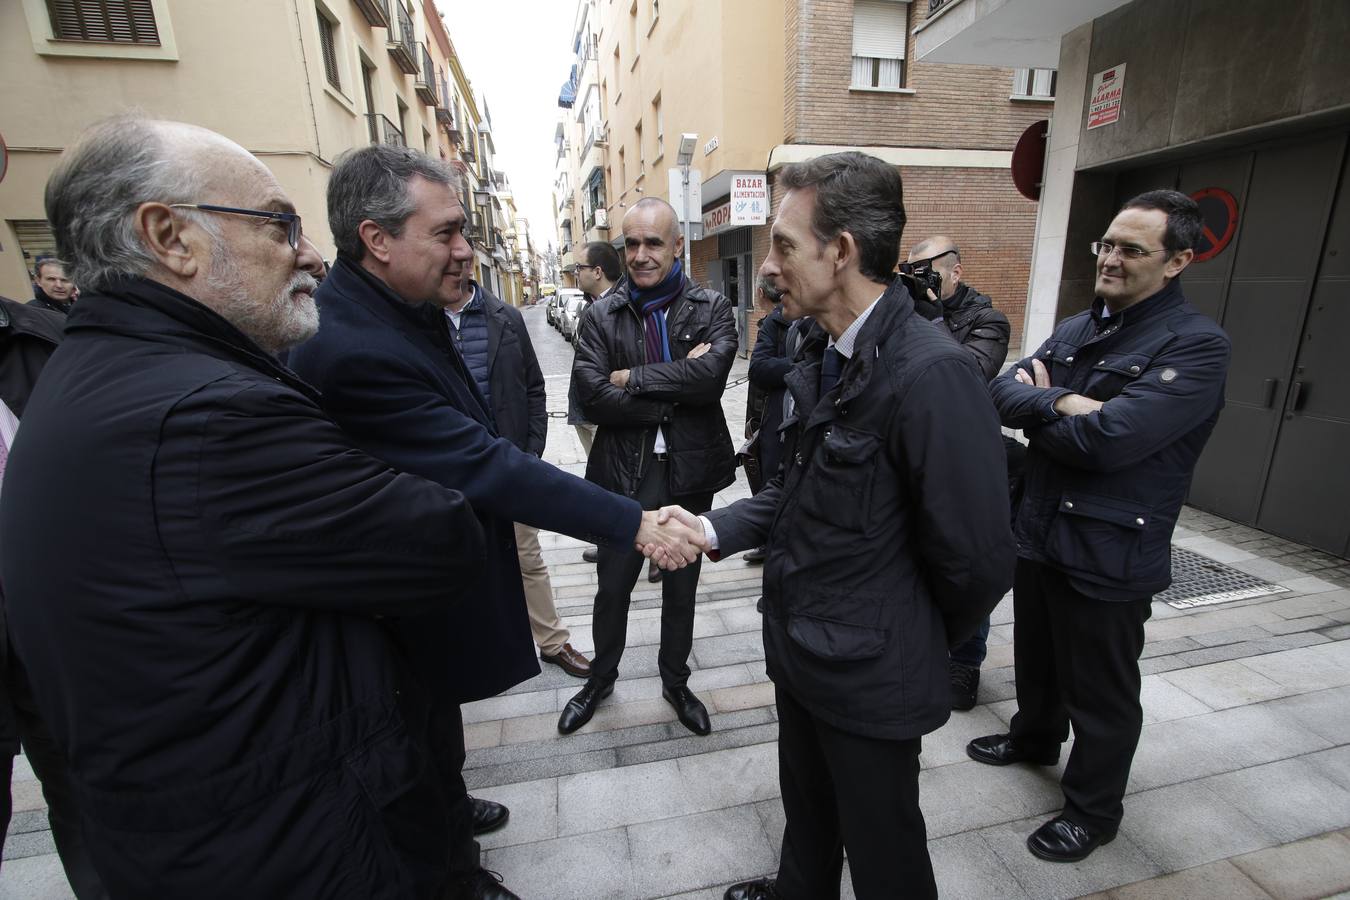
[415,43,438,105]
[353,0,390,27]
[366,113,405,147]
[387,2,417,74]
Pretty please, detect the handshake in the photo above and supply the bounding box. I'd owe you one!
[633,506,710,571]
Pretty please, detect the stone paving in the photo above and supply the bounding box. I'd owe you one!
[4,306,1349,899]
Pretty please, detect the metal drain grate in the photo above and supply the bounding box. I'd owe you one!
[1157,546,1290,610]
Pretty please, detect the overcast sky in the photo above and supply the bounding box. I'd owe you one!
[434,0,576,253]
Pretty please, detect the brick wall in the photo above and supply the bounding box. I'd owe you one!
[715,162,1035,356]
[786,0,1052,149]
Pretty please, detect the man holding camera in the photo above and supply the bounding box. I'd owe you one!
[901,237,1013,711]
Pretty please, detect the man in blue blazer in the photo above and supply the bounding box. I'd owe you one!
[289,145,702,900]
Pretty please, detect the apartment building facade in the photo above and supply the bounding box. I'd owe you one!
[1,0,527,304]
[554,0,1053,351]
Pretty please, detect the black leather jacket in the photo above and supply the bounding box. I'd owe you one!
[572,278,737,498]
[918,283,1010,381]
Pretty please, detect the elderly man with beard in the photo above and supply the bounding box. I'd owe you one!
[0,115,492,899]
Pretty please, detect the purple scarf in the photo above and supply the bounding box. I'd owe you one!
[630,259,685,363]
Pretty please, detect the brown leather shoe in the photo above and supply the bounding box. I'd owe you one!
[541,643,591,678]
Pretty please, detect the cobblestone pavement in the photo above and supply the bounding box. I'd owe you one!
[4,305,1348,899]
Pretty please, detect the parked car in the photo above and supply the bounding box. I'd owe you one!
[546,293,563,327]
[557,290,588,342]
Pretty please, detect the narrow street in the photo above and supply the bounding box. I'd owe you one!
[3,306,1348,898]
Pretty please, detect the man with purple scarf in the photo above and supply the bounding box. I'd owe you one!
[561,198,737,736]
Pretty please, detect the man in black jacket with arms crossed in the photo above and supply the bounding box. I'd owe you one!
[967,190,1231,864]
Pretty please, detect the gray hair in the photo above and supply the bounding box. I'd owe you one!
[35,257,69,278]
[327,144,458,260]
[778,151,906,282]
[44,114,211,292]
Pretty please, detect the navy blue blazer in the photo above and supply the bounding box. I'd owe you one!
[290,258,642,703]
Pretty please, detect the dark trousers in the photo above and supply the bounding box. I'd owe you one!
[590,458,712,690]
[774,687,936,900]
[424,702,479,880]
[0,663,108,899]
[949,617,991,667]
[1008,558,1152,832]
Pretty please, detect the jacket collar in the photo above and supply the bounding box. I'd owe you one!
[1089,277,1184,340]
[63,275,319,401]
[786,279,913,431]
[325,257,494,426]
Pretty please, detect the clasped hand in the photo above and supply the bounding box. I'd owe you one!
[633,505,709,571]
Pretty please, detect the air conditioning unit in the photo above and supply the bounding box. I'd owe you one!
[594,208,609,228]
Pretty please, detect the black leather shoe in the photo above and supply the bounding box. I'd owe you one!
[950,660,980,711]
[742,545,768,564]
[1026,816,1116,862]
[662,685,711,736]
[724,876,780,899]
[966,733,1059,766]
[449,868,521,900]
[582,547,599,563]
[557,680,614,734]
[469,796,509,835]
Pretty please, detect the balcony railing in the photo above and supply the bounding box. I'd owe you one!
[366,113,405,147]
[387,2,417,74]
[353,0,390,27]
[415,44,438,105]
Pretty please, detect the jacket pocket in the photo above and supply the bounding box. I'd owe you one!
[1082,352,1151,401]
[787,612,888,661]
[1042,492,1150,584]
[800,426,882,531]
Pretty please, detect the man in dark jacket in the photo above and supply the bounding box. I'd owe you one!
[31,258,75,315]
[904,236,1015,711]
[445,275,591,678]
[288,146,701,900]
[561,197,738,738]
[741,279,792,563]
[669,152,1015,900]
[968,190,1231,863]
[0,297,107,899]
[0,115,491,899]
[569,241,623,564]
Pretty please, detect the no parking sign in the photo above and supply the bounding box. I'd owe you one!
[1189,187,1238,262]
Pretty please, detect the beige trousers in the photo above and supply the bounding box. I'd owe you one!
[514,522,569,655]
[574,422,597,456]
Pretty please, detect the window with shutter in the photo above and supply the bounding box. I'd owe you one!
[850,0,908,90]
[316,8,341,90]
[1012,68,1057,99]
[45,0,160,44]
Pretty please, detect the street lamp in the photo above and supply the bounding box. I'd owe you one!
[677,133,697,277]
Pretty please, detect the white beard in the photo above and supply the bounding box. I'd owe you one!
[204,248,320,354]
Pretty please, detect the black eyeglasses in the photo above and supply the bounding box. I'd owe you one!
[170,203,302,250]
[1091,241,1167,261]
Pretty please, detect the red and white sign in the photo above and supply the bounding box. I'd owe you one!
[731,173,768,225]
[1087,64,1126,130]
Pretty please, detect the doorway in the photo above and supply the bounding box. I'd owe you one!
[1116,131,1350,557]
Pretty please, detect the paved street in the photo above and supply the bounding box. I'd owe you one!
[4,304,1349,899]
